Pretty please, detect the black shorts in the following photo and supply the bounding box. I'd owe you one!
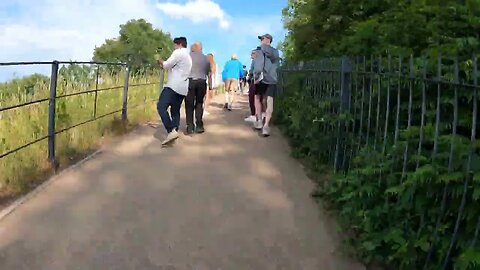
[255,82,277,97]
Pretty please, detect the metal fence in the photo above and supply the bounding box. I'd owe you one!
[0,61,163,171]
[278,54,480,269]
[279,55,479,172]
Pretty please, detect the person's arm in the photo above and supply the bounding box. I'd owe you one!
[271,48,280,63]
[206,60,212,89]
[222,62,228,82]
[253,50,265,73]
[247,62,254,81]
[261,44,279,63]
[160,50,178,70]
[238,62,244,79]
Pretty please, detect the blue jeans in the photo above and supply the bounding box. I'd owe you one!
[157,87,185,133]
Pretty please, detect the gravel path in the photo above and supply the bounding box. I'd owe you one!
[0,95,364,270]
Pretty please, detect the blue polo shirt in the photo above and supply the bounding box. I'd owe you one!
[222,59,243,81]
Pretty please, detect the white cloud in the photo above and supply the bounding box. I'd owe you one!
[1,25,82,50]
[156,0,230,29]
[0,0,160,62]
[0,0,286,80]
[220,15,285,59]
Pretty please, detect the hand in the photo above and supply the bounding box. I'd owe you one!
[157,59,164,66]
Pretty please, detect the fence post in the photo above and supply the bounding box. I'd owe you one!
[121,66,130,122]
[48,61,59,171]
[93,65,100,118]
[334,56,351,173]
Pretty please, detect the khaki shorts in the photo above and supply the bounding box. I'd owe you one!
[224,79,238,92]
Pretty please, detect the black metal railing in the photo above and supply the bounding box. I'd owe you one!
[0,61,163,170]
[278,54,480,269]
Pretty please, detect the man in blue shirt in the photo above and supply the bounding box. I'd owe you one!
[222,54,243,111]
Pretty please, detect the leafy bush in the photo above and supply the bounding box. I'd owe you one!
[281,1,480,61]
[274,57,480,269]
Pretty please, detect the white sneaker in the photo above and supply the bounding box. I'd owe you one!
[227,103,233,111]
[254,120,263,130]
[244,115,256,123]
[162,130,179,145]
[262,126,271,137]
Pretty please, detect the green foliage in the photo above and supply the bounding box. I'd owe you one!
[282,0,480,60]
[0,64,162,194]
[281,0,480,268]
[0,73,49,104]
[275,65,480,268]
[93,19,172,72]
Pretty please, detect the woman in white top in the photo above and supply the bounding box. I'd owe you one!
[204,53,219,115]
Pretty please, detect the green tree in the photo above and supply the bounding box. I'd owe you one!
[282,0,480,60]
[93,19,172,71]
[0,73,49,97]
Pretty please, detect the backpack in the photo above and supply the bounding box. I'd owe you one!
[254,50,267,84]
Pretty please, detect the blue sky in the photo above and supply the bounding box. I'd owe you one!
[0,0,287,81]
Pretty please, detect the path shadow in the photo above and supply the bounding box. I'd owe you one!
[0,95,366,270]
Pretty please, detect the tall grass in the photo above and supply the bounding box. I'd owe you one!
[0,64,161,195]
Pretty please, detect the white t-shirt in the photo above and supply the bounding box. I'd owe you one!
[163,48,192,96]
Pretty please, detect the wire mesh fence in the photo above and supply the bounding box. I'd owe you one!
[278,54,480,269]
[0,61,163,184]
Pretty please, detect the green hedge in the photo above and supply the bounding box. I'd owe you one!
[274,70,480,270]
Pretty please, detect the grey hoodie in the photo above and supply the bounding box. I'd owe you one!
[253,44,280,84]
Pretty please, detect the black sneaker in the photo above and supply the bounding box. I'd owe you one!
[196,126,205,134]
[224,103,228,109]
[185,125,195,135]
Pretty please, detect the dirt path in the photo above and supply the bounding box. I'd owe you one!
[0,94,364,270]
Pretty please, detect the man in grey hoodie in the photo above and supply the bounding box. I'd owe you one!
[252,33,280,136]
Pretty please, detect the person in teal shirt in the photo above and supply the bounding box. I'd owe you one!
[221,54,243,110]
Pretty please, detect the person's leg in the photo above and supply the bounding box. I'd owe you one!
[254,83,267,129]
[244,82,256,122]
[195,81,207,132]
[254,83,267,120]
[264,96,274,127]
[204,87,213,114]
[170,91,185,132]
[249,83,256,115]
[228,79,237,109]
[262,95,267,122]
[185,81,195,133]
[157,87,174,133]
[224,79,231,108]
[254,94,263,129]
[262,84,277,136]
